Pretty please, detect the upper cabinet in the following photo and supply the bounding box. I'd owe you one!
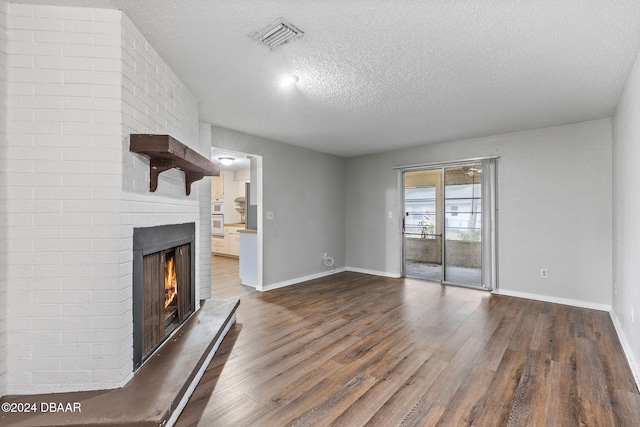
[237,180,248,198]
[211,175,224,198]
[235,169,250,198]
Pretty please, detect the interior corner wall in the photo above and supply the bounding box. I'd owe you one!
[0,0,8,398]
[198,122,212,300]
[345,119,613,307]
[612,46,640,380]
[119,11,205,378]
[211,126,346,287]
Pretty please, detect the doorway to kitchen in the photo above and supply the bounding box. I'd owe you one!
[210,147,262,296]
[402,158,496,290]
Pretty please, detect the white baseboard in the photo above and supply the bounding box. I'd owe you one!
[345,266,401,278]
[260,266,402,292]
[609,309,640,392]
[261,267,347,292]
[492,288,612,312]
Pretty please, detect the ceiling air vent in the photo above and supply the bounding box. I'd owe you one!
[251,18,304,50]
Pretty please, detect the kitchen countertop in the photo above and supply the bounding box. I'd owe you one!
[238,229,257,234]
[224,223,246,227]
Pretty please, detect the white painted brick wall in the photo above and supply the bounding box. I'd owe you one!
[0,0,9,398]
[199,122,212,300]
[119,13,206,381]
[3,4,210,396]
[5,3,124,394]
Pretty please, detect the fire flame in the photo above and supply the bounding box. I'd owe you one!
[165,256,177,308]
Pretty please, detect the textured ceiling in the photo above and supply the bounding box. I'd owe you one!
[14,0,640,157]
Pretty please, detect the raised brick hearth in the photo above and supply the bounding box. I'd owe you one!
[0,298,239,427]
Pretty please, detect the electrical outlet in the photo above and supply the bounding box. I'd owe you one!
[266,211,274,220]
[540,268,548,279]
[388,211,393,218]
[321,252,327,260]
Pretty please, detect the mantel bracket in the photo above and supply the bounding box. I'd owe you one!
[184,172,205,196]
[150,158,176,192]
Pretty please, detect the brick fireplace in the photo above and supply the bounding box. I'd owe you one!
[1,3,213,396]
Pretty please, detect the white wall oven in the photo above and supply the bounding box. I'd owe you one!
[211,200,224,214]
[211,214,224,236]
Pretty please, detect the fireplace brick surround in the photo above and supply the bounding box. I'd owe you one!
[0,2,213,396]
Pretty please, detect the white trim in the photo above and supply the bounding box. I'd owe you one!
[393,156,499,171]
[166,313,236,427]
[261,267,347,292]
[609,309,640,392]
[492,288,612,312]
[346,266,401,278]
[260,267,402,292]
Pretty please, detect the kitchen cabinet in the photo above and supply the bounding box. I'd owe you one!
[211,175,224,198]
[236,180,248,198]
[227,228,240,256]
[211,236,226,253]
[212,224,243,256]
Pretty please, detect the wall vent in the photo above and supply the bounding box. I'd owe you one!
[251,18,304,50]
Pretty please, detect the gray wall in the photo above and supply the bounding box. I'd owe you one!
[211,126,346,287]
[613,44,640,380]
[346,119,613,306]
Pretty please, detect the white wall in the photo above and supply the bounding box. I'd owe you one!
[346,119,613,307]
[2,4,208,395]
[0,0,8,398]
[212,126,346,288]
[612,45,640,382]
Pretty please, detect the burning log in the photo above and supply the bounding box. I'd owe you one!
[164,255,178,308]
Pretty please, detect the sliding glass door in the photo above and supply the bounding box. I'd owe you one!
[443,165,482,286]
[404,169,442,282]
[403,158,496,290]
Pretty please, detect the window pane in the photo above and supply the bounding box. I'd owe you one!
[405,186,436,200]
[405,185,436,239]
[444,183,482,198]
[445,200,482,214]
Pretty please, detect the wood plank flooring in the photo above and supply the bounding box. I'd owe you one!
[210,255,256,299]
[178,265,640,426]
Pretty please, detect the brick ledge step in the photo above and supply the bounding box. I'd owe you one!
[0,298,240,427]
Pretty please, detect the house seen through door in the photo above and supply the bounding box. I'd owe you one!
[403,159,496,290]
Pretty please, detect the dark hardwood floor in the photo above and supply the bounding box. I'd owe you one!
[177,264,640,426]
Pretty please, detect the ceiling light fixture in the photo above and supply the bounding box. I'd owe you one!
[279,74,299,88]
[218,157,235,166]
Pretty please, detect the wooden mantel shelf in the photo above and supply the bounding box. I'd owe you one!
[130,134,220,195]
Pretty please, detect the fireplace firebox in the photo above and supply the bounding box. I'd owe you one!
[132,223,196,370]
